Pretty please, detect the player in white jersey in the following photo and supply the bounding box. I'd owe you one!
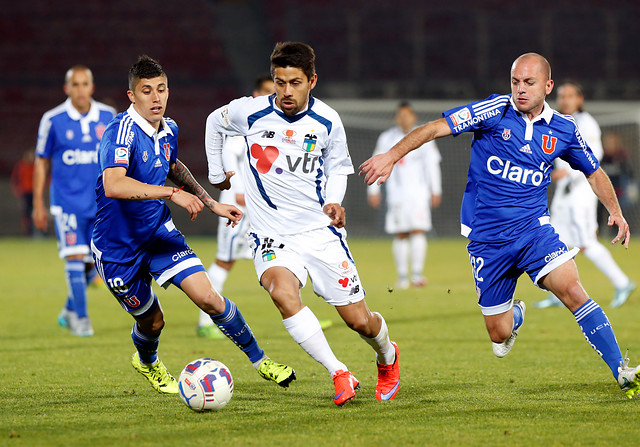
[368,102,442,289]
[535,81,635,309]
[197,75,276,338]
[206,42,400,405]
[33,65,116,336]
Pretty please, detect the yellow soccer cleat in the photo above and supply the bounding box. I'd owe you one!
[131,352,179,394]
[257,358,296,388]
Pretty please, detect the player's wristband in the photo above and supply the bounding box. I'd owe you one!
[169,186,184,200]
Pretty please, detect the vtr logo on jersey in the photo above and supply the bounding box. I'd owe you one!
[250,144,279,174]
[486,155,545,186]
[542,135,558,154]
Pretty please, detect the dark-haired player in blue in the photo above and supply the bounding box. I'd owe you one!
[33,65,115,337]
[360,52,640,398]
[91,55,295,394]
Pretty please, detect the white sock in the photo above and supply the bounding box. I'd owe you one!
[410,232,427,281]
[392,237,409,281]
[283,306,347,376]
[583,242,630,289]
[207,263,229,293]
[198,309,214,327]
[359,312,395,365]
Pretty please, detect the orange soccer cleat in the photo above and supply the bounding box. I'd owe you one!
[332,369,360,406]
[376,341,400,401]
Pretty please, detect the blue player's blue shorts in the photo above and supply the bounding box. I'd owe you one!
[467,224,579,316]
[92,221,205,317]
[52,207,95,260]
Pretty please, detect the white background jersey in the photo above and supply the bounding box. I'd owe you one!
[553,111,603,202]
[207,94,354,236]
[219,135,247,208]
[367,126,442,205]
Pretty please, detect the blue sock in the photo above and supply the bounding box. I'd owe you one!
[210,297,265,364]
[65,260,88,318]
[85,264,97,285]
[512,303,523,331]
[64,296,74,312]
[573,299,623,378]
[131,323,159,365]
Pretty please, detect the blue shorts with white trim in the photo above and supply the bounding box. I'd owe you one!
[467,224,579,316]
[92,221,205,316]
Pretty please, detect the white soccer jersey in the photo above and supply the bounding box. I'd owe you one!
[219,135,247,207]
[553,111,603,198]
[367,126,442,205]
[206,94,354,236]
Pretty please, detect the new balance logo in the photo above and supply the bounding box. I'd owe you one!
[519,144,532,154]
[261,130,275,139]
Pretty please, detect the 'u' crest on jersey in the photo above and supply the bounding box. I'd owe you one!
[542,135,557,154]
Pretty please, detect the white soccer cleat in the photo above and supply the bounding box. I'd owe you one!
[611,282,636,309]
[492,300,526,358]
[69,315,94,337]
[618,353,640,398]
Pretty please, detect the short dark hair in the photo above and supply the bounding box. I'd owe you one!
[558,80,584,98]
[254,73,273,91]
[270,42,315,81]
[128,55,166,90]
[397,100,412,110]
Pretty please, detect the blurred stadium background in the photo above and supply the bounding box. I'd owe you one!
[2,0,639,237]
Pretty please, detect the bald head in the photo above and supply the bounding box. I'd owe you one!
[511,53,551,80]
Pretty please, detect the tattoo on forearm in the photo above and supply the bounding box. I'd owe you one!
[168,159,213,203]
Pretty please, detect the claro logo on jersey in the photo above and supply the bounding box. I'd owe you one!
[250,144,320,174]
[62,149,98,165]
[486,155,545,186]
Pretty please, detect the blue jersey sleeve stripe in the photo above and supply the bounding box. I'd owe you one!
[473,96,509,114]
[248,104,274,130]
[471,95,509,112]
[244,137,277,210]
[315,157,325,206]
[307,109,332,135]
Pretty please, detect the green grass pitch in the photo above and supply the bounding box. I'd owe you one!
[1,236,638,446]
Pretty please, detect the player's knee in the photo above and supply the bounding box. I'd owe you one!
[486,320,512,343]
[344,313,375,337]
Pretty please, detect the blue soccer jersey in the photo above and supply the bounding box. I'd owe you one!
[443,94,599,243]
[92,105,178,263]
[36,98,116,217]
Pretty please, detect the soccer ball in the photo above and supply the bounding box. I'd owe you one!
[178,358,234,411]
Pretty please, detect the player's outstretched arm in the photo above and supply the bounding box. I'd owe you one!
[32,156,51,232]
[168,160,241,225]
[103,166,204,221]
[586,167,630,248]
[359,118,451,186]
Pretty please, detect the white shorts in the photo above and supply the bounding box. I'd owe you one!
[216,213,253,262]
[550,195,598,248]
[385,199,431,234]
[248,226,366,306]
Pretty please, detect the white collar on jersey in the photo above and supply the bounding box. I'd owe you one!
[64,98,101,136]
[509,96,553,124]
[272,96,310,116]
[126,104,174,139]
[510,96,554,141]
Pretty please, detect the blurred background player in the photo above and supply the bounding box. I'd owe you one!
[197,74,275,338]
[33,65,116,336]
[197,75,333,338]
[11,148,36,237]
[92,56,295,394]
[535,81,635,309]
[206,42,400,405]
[367,101,442,289]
